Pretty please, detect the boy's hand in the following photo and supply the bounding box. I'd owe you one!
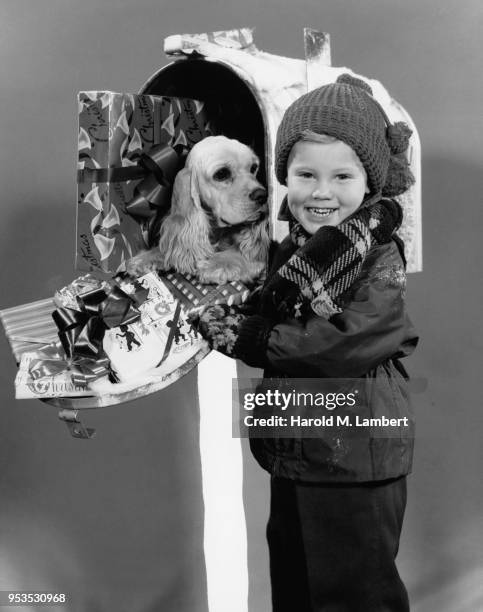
[192,304,246,357]
[188,302,274,368]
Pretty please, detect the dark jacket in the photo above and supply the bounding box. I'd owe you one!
[237,235,419,483]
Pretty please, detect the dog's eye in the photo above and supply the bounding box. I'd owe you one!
[213,167,232,181]
[250,163,259,175]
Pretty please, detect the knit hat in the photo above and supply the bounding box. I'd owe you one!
[275,73,414,198]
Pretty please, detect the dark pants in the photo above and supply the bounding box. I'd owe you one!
[267,476,410,612]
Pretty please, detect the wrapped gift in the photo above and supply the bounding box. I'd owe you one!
[103,273,203,381]
[103,272,251,382]
[15,347,95,399]
[161,271,251,309]
[5,274,148,398]
[77,91,214,273]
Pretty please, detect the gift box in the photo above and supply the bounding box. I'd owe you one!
[103,273,204,382]
[77,91,214,273]
[103,272,252,382]
[0,296,101,399]
[1,274,147,398]
[15,349,93,399]
[161,271,251,310]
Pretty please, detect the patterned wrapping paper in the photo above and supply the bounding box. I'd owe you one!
[77,91,213,273]
[15,351,92,399]
[161,272,251,310]
[103,273,205,382]
[103,272,253,383]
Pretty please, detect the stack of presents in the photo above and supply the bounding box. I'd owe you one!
[0,28,421,429]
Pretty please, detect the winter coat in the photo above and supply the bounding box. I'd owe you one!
[242,235,419,483]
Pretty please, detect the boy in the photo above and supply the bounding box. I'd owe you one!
[195,74,418,611]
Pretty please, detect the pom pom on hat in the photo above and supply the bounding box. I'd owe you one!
[386,122,412,154]
[382,154,415,197]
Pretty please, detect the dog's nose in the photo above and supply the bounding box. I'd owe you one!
[249,187,267,205]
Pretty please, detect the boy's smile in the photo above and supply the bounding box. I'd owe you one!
[286,139,369,234]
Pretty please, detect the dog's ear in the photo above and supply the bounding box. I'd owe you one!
[188,166,203,210]
[237,218,270,265]
[156,167,215,275]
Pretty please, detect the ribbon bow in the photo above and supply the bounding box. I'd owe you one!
[78,144,186,223]
[27,278,148,387]
[53,281,148,359]
[45,278,149,386]
[125,144,186,221]
[28,342,112,387]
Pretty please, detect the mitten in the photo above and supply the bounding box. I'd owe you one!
[195,304,247,357]
[192,304,274,368]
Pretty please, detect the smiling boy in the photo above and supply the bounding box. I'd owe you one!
[195,74,419,611]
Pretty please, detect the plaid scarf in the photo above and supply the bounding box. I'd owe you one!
[262,196,403,320]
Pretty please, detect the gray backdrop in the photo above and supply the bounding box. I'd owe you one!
[0,1,482,611]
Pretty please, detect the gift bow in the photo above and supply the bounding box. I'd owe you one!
[53,280,148,359]
[126,144,186,221]
[47,278,149,385]
[78,143,186,222]
[28,343,111,386]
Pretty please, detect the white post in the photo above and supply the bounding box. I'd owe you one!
[198,351,248,612]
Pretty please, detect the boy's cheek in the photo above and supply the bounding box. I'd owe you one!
[286,198,298,220]
[287,200,305,225]
[287,181,309,201]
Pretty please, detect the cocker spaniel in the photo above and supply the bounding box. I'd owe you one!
[127,135,269,285]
